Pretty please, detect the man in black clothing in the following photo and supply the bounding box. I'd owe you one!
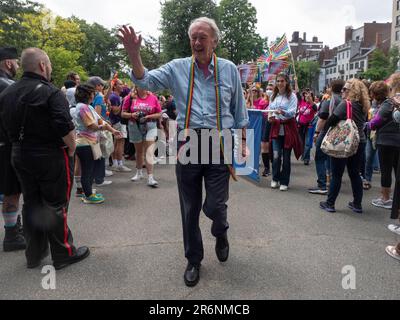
[0,47,26,252]
[165,95,177,121]
[0,47,89,270]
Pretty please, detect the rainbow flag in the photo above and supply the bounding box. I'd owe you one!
[238,64,259,84]
[271,34,290,60]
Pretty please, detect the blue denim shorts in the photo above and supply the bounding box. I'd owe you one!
[128,121,158,144]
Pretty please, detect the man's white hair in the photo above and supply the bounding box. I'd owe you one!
[188,17,221,44]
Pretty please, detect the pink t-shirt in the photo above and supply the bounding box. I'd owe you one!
[298,100,316,125]
[122,93,162,116]
[253,98,269,119]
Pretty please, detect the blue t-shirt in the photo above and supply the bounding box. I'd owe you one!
[92,93,108,119]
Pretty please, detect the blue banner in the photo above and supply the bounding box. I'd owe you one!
[234,110,263,183]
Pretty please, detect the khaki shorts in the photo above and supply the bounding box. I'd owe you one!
[112,122,128,139]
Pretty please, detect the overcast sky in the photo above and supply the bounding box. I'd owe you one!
[35,0,392,48]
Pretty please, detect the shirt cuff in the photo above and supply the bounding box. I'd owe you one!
[235,119,250,129]
[130,68,149,87]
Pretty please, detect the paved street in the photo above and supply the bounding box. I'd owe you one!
[0,158,399,300]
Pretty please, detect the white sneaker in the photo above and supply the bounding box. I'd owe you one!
[96,180,113,187]
[388,224,400,236]
[271,181,280,189]
[110,165,119,172]
[385,246,400,262]
[105,170,114,177]
[117,165,132,173]
[131,171,144,182]
[148,176,159,188]
[280,185,288,192]
[372,198,393,210]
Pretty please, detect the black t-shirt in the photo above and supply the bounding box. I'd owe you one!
[333,100,367,143]
[0,72,74,148]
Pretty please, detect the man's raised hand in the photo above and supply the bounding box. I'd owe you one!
[117,25,142,58]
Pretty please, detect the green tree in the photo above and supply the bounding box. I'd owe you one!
[160,0,218,61]
[141,36,164,70]
[362,48,400,81]
[71,17,121,80]
[0,0,42,50]
[295,61,320,90]
[218,0,264,64]
[16,11,87,87]
[45,46,87,87]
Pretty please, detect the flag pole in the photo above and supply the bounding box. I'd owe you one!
[286,33,299,92]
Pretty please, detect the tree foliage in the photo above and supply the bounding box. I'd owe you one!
[218,0,264,64]
[362,48,400,81]
[160,0,219,61]
[295,61,320,90]
[71,17,121,79]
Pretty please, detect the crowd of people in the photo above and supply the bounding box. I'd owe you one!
[244,73,400,262]
[0,16,399,286]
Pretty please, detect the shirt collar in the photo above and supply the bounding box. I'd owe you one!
[22,71,49,83]
[194,55,215,72]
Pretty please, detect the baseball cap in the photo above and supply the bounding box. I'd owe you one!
[87,76,106,87]
[0,47,18,61]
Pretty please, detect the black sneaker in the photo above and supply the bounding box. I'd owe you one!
[308,187,328,195]
[348,202,363,214]
[320,201,336,213]
[3,225,26,252]
[262,168,271,177]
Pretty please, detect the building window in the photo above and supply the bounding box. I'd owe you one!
[396,31,400,41]
[360,61,365,69]
[350,63,354,70]
[346,63,349,71]
[398,0,400,11]
[347,51,349,58]
[355,62,359,69]
[346,75,348,80]
[397,15,400,26]
[334,67,336,73]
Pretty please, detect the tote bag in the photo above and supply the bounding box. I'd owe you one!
[321,100,360,159]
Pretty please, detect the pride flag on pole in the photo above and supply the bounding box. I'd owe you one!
[270,34,290,60]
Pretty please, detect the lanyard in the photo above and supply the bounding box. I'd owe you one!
[183,54,237,181]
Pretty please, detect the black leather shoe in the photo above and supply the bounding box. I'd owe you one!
[184,263,200,287]
[216,234,229,262]
[53,246,90,271]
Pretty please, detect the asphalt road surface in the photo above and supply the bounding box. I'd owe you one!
[0,158,399,300]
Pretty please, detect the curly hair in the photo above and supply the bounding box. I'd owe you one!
[388,72,400,95]
[369,81,390,104]
[346,78,371,114]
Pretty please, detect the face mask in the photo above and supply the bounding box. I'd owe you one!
[266,90,273,97]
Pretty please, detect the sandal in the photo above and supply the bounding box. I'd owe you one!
[386,246,400,262]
